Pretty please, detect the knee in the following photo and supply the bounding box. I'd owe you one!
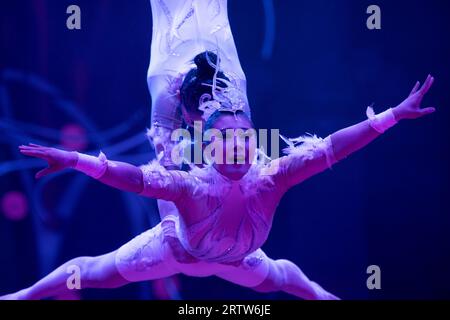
[65,256,96,287]
[75,255,124,289]
[63,256,97,288]
[251,259,286,293]
[66,256,91,276]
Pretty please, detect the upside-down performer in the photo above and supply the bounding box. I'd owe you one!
[145,0,251,221]
[2,0,436,300]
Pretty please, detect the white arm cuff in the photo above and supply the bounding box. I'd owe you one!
[74,151,108,179]
[366,106,398,133]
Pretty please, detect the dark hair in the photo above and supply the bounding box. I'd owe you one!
[180,51,229,123]
[204,109,254,131]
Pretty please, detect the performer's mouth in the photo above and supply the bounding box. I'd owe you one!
[224,153,246,164]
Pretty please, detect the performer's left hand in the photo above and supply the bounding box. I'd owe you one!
[393,74,436,121]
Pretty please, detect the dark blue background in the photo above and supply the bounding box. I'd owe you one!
[1,0,449,299]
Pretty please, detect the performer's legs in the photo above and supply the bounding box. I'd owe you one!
[215,250,339,300]
[147,0,246,81]
[1,223,182,300]
[252,259,340,300]
[1,235,339,300]
[1,250,129,300]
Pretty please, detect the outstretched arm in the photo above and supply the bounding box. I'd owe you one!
[18,145,189,202]
[278,75,436,188]
[18,145,144,193]
[331,74,435,161]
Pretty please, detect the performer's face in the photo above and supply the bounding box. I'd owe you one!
[209,113,256,180]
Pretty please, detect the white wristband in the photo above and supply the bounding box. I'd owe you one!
[74,151,108,179]
[366,106,398,133]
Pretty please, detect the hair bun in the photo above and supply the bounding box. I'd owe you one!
[194,51,219,78]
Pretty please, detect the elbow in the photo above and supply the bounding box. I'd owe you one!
[135,169,145,195]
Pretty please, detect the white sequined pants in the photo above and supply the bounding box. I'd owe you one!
[115,220,270,288]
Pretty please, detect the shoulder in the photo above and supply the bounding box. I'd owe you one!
[140,160,193,186]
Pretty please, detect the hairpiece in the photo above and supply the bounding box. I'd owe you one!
[197,49,248,122]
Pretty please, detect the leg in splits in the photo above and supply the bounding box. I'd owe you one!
[1,251,129,300]
[252,259,340,300]
[1,223,180,300]
[216,249,339,300]
[0,200,338,301]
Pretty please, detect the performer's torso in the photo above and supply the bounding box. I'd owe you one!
[173,165,285,263]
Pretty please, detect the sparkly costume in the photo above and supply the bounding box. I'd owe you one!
[115,135,337,286]
[115,0,338,288]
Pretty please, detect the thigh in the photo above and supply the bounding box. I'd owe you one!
[215,249,271,288]
[114,223,180,283]
[83,250,130,288]
[173,259,227,278]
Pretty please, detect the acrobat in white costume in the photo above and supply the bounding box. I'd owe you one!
[2,0,436,300]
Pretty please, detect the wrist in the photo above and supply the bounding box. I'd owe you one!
[74,151,108,179]
[392,106,404,122]
[366,106,398,133]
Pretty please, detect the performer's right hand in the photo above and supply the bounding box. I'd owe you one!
[18,143,78,179]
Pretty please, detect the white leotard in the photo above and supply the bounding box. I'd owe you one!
[147,0,246,81]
